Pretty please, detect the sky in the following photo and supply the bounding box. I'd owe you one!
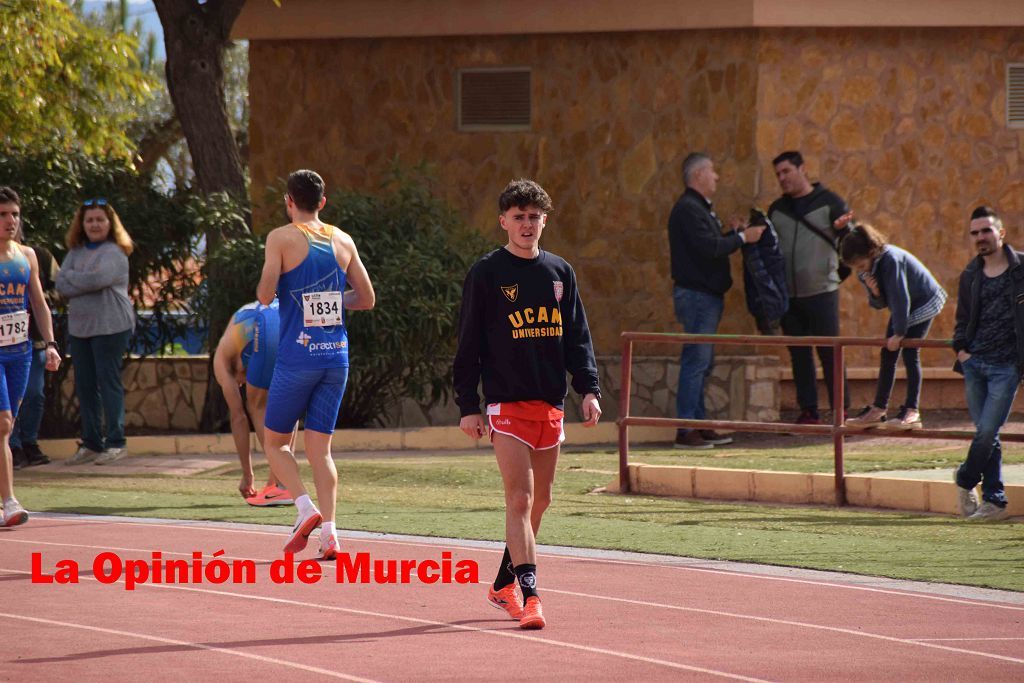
[82,0,165,59]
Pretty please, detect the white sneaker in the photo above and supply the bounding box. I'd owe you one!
[66,444,102,465]
[846,405,887,429]
[954,471,979,518]
[967,502,1009,522]
[95,447,128,465]
[317,534,339,561]
[3,498,28,527]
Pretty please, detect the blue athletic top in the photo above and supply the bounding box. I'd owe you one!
[276,222,349,369]
[224,299,280,389]
[0,247,32,357]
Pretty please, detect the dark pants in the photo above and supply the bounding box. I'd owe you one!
[873,318,932,410]
[10,348,46,448]
[956,357,1019,506]
[70,330,132,452]
[781,290,849,412]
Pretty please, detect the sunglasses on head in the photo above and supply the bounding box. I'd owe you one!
[82,198,108,207]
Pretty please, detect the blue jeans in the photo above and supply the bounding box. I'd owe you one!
[10,348,47,449]
[70,330,132,452]
[673,287,723,434]
[956,357,1019,506]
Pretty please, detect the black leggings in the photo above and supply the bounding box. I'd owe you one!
[873,318,933,410]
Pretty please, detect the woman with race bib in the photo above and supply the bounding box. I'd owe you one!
[0,187,62,527]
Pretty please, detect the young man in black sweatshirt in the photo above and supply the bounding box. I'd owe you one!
[454,179,602,629]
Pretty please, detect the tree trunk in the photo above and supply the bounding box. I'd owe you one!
[154,0,247,207]
[154,0,250,433]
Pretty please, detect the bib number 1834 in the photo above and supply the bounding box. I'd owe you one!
[302,291,343,327]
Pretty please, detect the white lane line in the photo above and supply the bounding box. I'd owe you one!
[23,515,1024,612]
[0,611,379,682]
[910,637,1024,642]
[542,588,1024,666]
[0,567,770,683]
[5,536,1023,669]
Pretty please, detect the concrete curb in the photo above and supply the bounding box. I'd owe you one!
[613,463,1024,518]
[37,423,675,458]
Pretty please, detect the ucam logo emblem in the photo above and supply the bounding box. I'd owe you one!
[296,331,312,346]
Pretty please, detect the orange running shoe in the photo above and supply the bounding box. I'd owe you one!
[519,596,545,629]
[487,583,524,619]
[246,484,294,507]
[283,509,322,553]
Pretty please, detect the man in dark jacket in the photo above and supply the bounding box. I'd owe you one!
[668,153,764,449]
[951,206,1024,522]
[768,151,853,425]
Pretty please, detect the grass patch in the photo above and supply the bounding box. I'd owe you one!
[14,444,1024,593]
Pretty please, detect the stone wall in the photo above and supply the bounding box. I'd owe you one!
[57,357,208,433]
[754,27,1024,367]
[249,29,761,355]
[248,26,1024,367]
[393,354,780,428]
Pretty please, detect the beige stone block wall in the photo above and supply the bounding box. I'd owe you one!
[248,26,1024,372]
[249,30,761,355]
[754,27,1024,368]
[61,357,208,434]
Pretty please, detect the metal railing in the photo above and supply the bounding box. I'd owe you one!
[616,332,1024,505]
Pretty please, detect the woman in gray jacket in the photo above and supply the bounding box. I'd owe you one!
[56,199,135,465]
[841,223,946,430]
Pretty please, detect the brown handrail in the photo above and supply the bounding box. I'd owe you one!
[616,331,1024,504]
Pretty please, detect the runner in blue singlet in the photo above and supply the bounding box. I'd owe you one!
[257,170,375,559]
[213,298,294,506]
[0,187,62,528]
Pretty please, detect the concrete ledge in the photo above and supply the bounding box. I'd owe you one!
[38,421,672,458]
[614,464,1024,518]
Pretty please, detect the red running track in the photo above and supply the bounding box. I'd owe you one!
[2,514,1023,682]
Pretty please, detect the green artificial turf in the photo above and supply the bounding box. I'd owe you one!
[13,445,1024,592]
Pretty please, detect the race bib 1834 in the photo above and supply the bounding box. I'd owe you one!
[302,291,343,327]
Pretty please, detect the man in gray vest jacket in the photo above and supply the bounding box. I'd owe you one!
[768,151,853,425]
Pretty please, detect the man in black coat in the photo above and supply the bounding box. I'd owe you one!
[667,153,764,449]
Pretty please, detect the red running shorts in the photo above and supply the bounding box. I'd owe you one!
[487,400,565,450]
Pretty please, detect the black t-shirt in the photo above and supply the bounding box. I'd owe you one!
[970,270,1018,364]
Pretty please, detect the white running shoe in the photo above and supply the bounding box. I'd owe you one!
[954,471,979,518]
[317,534,339,561]
[967,502,1009,522]
[66,444,102,465]
[3,498,28,527]
[95,447,129,465]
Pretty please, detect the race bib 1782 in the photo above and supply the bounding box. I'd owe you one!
[0,310,29,347]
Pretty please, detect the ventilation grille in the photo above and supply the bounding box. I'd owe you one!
[1010,64,1024,128]
[458,68,531,131]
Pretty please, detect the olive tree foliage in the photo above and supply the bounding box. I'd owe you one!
[0,0,156,161]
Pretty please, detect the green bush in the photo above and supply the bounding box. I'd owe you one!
[321,165,491,427]
[0,150,205,436]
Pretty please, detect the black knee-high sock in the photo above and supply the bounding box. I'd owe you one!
[514,563,538,600]
[493,546,516,590]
